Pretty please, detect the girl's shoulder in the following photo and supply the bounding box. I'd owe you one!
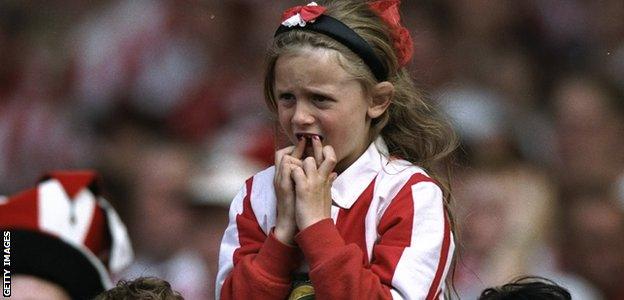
[376,158,442,197]
[373,137,438,187]
[381,158,432,181]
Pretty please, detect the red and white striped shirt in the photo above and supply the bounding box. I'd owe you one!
[216,138,454,299]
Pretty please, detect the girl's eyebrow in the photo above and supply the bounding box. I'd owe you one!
[275,85,338,98]
[304,86,337,98]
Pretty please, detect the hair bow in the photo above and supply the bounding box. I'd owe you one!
[369,0,414,66]
[281,2,327,27]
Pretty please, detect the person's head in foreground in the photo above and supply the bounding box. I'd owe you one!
[94,277,184,300]
[479,276,572,300]
[0,171,133,299]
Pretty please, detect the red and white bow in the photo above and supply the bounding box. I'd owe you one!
[281,2,327,27]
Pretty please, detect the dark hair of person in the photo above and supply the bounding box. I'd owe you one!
[93,277,185,300]
[479,276,571,300]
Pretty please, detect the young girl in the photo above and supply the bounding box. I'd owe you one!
[216,1,458,299]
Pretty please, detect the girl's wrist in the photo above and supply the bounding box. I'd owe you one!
[274,225,296,246]
[298,215,329,230]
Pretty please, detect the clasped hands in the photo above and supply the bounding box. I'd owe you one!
[273,135,337,246]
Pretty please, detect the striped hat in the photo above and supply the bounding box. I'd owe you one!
[0,170,133,299]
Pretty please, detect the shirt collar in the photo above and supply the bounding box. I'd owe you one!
[331,136,388,209]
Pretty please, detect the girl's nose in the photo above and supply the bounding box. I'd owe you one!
[292,103,315,126]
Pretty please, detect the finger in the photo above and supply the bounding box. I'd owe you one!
[276,153,299,186]
[312,135,323,165]
[275,155,289,186]
[318,145,337,176]
[275,146,295,168]
[280,162,295,190]
[292,137,306,159]
[303,156,317,176]
[283,155,303,168]
[290,166,307,187]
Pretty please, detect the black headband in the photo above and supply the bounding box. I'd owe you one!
[275,15,388,82]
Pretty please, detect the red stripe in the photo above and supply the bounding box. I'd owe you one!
[232,177,267,265]
[371,173,435,285]
[48,170,97,199]
[0,188,39,230]
[83,203,108,264]
[335,177,376,265]
[425,213,451,300]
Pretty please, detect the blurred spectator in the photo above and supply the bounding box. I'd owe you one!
[0,171,133,299]
[120,142,209,300]
[187,150,263,296]
[453,166,602,299]
[0,3,90,194]
[550,74,624,191]
[558,190,624,299]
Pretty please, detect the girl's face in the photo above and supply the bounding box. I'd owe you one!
[274,49,374,173]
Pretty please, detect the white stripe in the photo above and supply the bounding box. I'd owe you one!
[99,197,134,273]
[38,180,95,246]
[370,166,427,261]
[72,188,97,244]
[215,181,248,300]
[391,181,446,299]
[251,167,276,235]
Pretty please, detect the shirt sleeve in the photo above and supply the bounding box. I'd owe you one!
[294,179,454,300]
[215,178,302,300]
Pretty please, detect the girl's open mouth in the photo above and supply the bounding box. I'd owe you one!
[296,133,324,142]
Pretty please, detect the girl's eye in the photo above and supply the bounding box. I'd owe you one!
[312,94,330,103]
[278,93,296,103]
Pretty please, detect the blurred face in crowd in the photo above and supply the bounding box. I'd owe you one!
[132,146,194,259]
[455,172,507,258]
[565,198,624,295]
[12,275,71,300]
[553,77,624,188]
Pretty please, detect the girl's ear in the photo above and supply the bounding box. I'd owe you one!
[368,81,394,119]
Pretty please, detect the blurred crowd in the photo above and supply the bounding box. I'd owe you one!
[1,0,623,299]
